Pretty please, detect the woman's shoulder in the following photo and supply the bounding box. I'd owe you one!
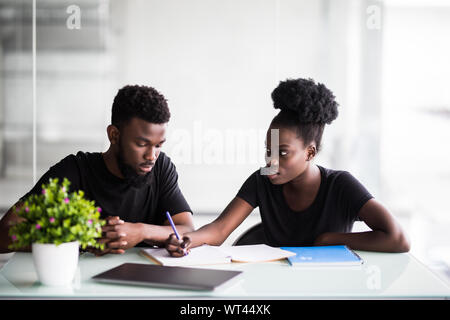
[318,165,354,179]
[317,165,363,187]
[318,165,372,197]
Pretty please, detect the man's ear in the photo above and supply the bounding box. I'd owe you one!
[306,145,317,161]
[107,125,120,145]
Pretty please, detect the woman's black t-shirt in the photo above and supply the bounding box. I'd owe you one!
[21,151,192,226]
[236,165,373,247]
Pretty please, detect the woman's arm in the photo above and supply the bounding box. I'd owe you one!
[314,199,410,253]
[166,197,254,256]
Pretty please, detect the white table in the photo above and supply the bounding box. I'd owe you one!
[0,248,449,299]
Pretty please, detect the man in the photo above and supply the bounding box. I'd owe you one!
[0,85,194,255]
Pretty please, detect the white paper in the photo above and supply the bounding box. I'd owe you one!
[220,244,296,263]
[141,245,231,266]
[141,244,296,266]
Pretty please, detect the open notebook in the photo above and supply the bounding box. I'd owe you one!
[141,244,296,266]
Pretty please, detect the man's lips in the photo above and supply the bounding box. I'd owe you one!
[139,164,154,172]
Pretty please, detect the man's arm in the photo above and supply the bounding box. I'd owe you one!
[95,211,195,254]
[0,202,30,253]
[143,211,195,247]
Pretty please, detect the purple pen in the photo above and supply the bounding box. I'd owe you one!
[166,211,188,256]
[166,211,181,240]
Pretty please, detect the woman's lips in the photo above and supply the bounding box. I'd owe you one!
[267,173,280,180]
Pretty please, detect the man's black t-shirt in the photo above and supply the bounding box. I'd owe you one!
[236,165,373,247]
[21,151,192,226]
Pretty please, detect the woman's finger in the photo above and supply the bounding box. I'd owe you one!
[181,236,191,249]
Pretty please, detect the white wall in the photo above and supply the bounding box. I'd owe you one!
[111,0,372,213]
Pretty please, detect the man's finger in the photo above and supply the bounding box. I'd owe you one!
[101,225,117,233]
[105,231,126,239]
[106,216,124,225]
[97,237,113,244]
[107,240,128,249]
[109,249,125,254]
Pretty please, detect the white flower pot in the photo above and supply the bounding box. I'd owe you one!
[32,241,79,286]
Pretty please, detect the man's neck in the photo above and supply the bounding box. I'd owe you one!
[102,147,124,178]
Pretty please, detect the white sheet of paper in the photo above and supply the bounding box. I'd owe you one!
[220,244,296,263]
[141,244,296,266]
[141,245,231,266]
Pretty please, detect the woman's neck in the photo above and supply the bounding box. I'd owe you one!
[285,163,320,193]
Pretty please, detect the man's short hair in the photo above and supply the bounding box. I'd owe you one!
[111,85,171,128]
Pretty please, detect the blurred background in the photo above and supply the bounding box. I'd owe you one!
[0,0,449,283]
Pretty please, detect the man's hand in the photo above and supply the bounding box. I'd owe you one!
[86,216,143,256]
[85,216,125,256]
[104,218,145,251]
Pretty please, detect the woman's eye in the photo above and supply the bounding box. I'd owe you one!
[280,151,288,156]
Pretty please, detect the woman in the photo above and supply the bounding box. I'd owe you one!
[167,78,410,256]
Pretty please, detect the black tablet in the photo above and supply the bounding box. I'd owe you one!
[92,263,242,291]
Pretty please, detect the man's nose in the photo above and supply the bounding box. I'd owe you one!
[145,147,157,162]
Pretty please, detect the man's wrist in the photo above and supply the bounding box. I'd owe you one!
[138,222,150,243]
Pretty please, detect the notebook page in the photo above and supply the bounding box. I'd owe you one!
[141,245,231,266]
[220,244,296,263]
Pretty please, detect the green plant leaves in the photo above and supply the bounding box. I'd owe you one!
[8,178,105,250]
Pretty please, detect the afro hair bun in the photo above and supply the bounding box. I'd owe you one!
[271,78,338,125]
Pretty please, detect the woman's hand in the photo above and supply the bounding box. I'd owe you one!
[165,233,191,257]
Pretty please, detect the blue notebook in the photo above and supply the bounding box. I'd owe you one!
[280,245,363,266]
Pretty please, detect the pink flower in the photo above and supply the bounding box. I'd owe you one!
[11,235,17,241]
[35,224,41,230]
[25,207,29,212]
[42,189,46,195]
[64,198,69,204]
[61,186,66,193]
[97,207,102,213]
[49,217,55,223]
[87,219,93,225]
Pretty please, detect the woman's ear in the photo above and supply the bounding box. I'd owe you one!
[107,125,120,145]
[306,145,317,161]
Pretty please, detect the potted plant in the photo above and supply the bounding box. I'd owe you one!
[8,178,105,286]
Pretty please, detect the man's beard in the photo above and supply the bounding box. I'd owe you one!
[117,144,153,189]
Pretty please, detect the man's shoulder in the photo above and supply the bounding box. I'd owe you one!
[155,151,173,171]
[55,151,99,168]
